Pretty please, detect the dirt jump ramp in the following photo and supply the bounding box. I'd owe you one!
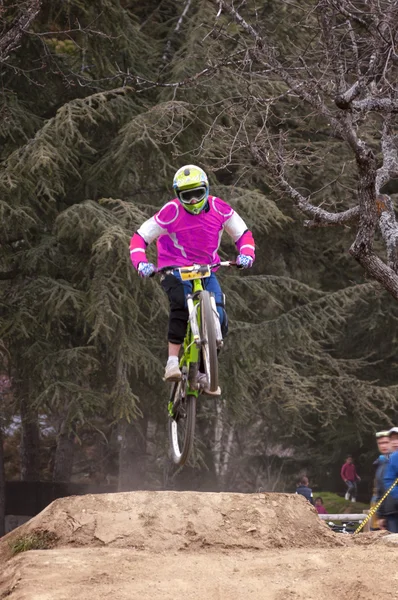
[3,492,397,600]
[0,491,339,556]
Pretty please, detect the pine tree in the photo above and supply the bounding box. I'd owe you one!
[1,0,397,492]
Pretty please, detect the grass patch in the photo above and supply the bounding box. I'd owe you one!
[8,530,58,556]
[316,491,368,515]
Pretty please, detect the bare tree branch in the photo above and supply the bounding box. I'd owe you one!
[376,194,398,272]
[335,82,363,108]
[348,247,398,299]
[0,0,42,63]
[216,0,338,124]
[350,98,398,112]
[163,0,193,63]
[210,0,398,301]
[251,144,360,227]
[376,116,398,193]
[331,0,370,28]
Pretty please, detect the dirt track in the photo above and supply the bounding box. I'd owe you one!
[0,491,396,600]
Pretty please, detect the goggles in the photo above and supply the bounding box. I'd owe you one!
[179,186,207,205]
[376,430,390,438]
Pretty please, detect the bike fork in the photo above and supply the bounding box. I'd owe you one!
[210,294,223,348]
[186,295,200,343]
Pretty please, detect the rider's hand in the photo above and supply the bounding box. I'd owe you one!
[137,262,156,278]
[236,254,254,269]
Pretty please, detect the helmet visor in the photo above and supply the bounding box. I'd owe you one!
[179,186,207,205]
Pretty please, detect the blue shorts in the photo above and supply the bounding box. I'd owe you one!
[161,271,227,344]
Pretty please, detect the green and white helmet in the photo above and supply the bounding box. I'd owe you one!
[173,165,209,214]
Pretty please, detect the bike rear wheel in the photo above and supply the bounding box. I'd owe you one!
[200,290,218,392]
[168,381,196,466]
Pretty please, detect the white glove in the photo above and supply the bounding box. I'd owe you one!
[138,262,156,278]
[236,254,254,269]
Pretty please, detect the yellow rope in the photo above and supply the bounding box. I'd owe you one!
[354,477,398,534]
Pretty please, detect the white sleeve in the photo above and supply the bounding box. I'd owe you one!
[137,216,167,244]
[224,212,248,242]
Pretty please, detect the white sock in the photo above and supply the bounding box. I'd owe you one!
[167,356,179,366]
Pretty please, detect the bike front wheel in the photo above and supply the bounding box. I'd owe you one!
[168,381,196,466]
[200,290,218,392]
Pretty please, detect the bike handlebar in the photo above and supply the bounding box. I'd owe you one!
[214,260,237,268]
[155,261,237,275]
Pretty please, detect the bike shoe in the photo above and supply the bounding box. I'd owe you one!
[197,372,221,396]
[163,363,182,382]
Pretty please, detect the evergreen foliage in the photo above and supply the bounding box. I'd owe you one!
[0,0,397,495]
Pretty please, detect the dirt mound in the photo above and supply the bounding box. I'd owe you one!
[2,491,396,600]
[1,546,397,600]
[0,491,340,560]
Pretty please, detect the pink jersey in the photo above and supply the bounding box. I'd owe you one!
[130,196,255,269]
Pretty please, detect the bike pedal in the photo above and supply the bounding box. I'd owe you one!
[163,375,182,383]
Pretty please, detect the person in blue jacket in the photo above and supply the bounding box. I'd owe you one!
[296,475,314,505]
[383,427,398,532]
[373,430,391,529]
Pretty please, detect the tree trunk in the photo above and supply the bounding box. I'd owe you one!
[52,419,75,483]
[213,401,224,479]
[0,425,5,537]
[220,425,234,487]
[117,417,148,491]
[213,400,234,491]
[20,396,40,481]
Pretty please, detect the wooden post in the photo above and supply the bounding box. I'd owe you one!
[362,509,371,532]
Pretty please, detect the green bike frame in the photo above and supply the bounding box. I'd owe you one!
[183,277,205,393]
[167,278,203,416]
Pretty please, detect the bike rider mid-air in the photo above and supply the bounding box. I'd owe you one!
[130,165,255,395]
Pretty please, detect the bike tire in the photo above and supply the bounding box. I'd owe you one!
[200,290,218,392]
[169,389,196,466]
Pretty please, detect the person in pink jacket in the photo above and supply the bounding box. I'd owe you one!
[130,165,255,394]
[314,497,328,515]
